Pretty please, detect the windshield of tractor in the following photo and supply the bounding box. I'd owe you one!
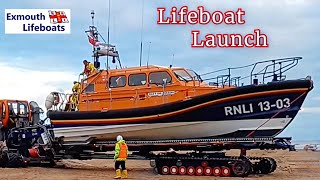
[7,101,28,117]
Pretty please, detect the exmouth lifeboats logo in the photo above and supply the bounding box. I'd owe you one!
[5,9,71,34]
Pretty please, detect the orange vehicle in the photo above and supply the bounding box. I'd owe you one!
[45,16,313,142]
[0,100,43,140]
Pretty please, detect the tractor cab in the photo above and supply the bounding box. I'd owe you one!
[0,100,31,130]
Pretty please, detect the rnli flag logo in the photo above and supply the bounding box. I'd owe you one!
[48,10,69,24]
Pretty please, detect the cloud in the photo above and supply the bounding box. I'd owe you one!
[4,0,319,68]
[136,0,320,72]
[0,62,77,110]
[24,0,152,34]
[314,97,320,101]
[300,107,320,113]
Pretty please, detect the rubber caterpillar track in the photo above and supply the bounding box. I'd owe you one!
[153,154,277,177]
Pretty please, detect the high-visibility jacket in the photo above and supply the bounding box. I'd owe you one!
[70,93,78,103]
[84,62,96,76]
[114,140,128,161]
[72,82,81,94]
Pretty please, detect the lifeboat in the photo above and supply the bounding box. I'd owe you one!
[46,59,313,142]
[46,17,313,142]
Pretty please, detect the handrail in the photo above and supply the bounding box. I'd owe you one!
[47,88,194,112]
[201,57,302,87]
[250,57,301,84]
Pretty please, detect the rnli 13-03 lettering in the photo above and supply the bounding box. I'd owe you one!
[224,98,291,116]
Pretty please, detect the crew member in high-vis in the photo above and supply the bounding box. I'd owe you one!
[72,81,81,94]
[114,135,129,179]
[80,60,96,76]
[68,81,81,111]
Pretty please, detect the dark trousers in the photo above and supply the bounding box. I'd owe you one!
[115,161,126,170]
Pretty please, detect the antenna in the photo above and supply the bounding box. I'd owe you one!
[87,5,122,72]
[147,41,151,67]
[139,0,145,67]
[170,54,175,68]
[89,10,100,69]
[106,0,111,71]
[91,10,94,26]
[113,15,116,42]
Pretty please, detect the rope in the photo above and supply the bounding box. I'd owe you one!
[246,91,307,138]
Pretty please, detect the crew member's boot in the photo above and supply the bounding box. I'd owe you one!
[114,169,121,179]
[121,169,128,179]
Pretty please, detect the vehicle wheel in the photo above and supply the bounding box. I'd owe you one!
[213,167,221,176]
[195,166,204,176]
[201,161,208,167]
[170,166,178,175]
[259,159,272,174]
[179,166,186,175]
[268,158,277,173]
[232,161,247,177]
[221,167,231,177]
[161,166,169,175]
[204,167,212,176]
[187,166,195,176]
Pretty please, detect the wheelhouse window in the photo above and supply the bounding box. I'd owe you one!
[129,73,146,86]
[85,84,95,93]
[173,69,201,82]
[186,69,201,81]
[109,75,126,88]
[149,71,172,85]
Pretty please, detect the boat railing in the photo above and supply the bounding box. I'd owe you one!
[200,57,302,87]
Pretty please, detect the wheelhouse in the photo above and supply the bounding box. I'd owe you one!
[81,66,209,93]
[76,66,223,111]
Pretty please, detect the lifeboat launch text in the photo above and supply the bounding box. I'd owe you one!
[157,6,269,48]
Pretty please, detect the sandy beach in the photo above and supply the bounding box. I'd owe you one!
[0,149,319,180]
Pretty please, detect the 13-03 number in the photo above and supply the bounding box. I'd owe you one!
[258,98,290,111]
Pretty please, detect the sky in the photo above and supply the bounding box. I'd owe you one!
[0,0,319,140]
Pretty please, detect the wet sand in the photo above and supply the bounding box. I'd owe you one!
[0,150,319,180]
